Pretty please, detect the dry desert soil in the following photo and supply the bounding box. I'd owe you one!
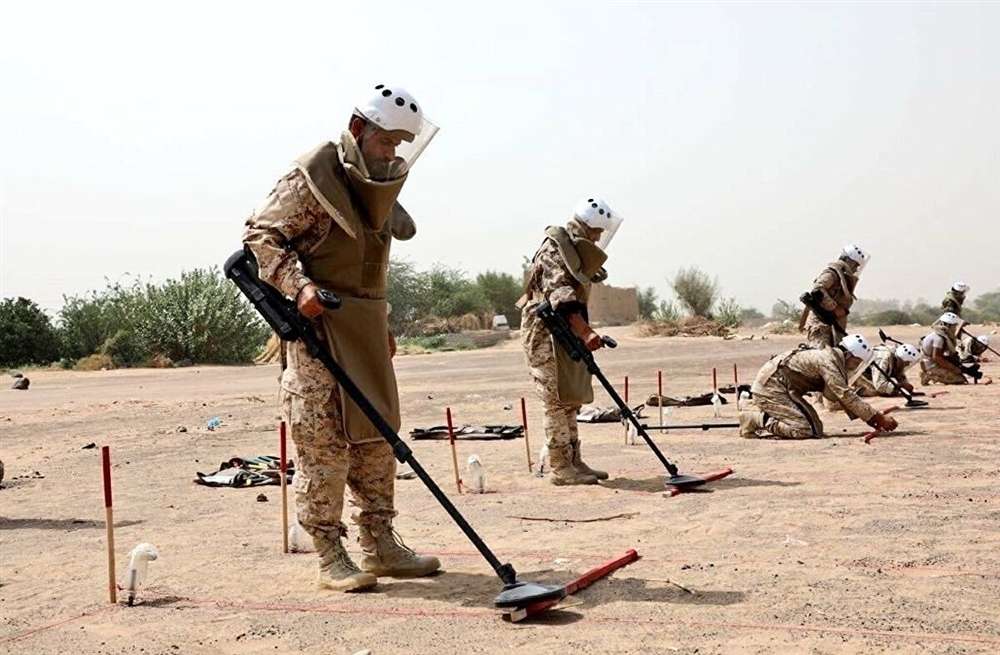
[2,325,999,654]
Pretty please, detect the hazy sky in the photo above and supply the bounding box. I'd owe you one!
[2,1,998,315]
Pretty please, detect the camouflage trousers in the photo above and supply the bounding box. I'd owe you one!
[522,322,580,448]
[743,378,823,439]
[281,383,396,540]
[804,315,844,349]
[919,361,966,385]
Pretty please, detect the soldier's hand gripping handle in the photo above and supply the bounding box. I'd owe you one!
[296,284,342,318]
[567,313,603,351]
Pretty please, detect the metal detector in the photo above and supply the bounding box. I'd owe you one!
[225,248,564,611]
[536,301,732,490]
[640,422,740,431]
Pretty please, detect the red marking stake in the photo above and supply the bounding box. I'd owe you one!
[101,446,117,604]
[520,397,533,472]
[446,408,462,493]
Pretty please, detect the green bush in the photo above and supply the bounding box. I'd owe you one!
[653,300,680,322]
[858,309,913,326]
[476,271,522,328]
[973,290,1000,321]
[0,297,62,367]
[771,299,802,321]
[637,287,659,320]
[59,281,144,361]
[670,267,718,317]
[715,297,743,328]
[136,268,270,364]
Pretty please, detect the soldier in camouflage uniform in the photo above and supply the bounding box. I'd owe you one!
[520,198,622,485]
[958,333,990,364]
[853,343,919,397]
[919,312,969,385]
[941,282,969,317]
[801,245,868,348]
[243,85,440,592]
[739,334,898,439]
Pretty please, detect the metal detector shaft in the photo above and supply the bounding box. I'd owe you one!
[536,302,680,477]
[301,333,515,584]
[641,423,740,431]
[868,360,924,405]
[225,249,517,586]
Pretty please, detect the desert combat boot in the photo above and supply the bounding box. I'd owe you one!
[570,440,608,480]
[549,443,599,485]
[315,532,377,592]
[359,524,441,578]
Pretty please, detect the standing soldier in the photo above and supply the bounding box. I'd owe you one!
[941,281,969,316]
[243,85,441,592]
[739,334,898,439]
[799,245,869,348]
[519,198,623,485]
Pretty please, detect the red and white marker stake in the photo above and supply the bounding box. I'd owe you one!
[657,370,664,427]
[279,421,289,554]
[446,407,462,493]
[733,364,740,410]
[520,397,533,472]
[101,446,117,604]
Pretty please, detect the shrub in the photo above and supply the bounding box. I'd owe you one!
[0,297,62,367]
[715,297,743,328]
[670,267,718,317]
[476,271,523,329]
[637,287,659,320]
[136,268,270,364]
[653,300,680,322]
[771,299,802,321]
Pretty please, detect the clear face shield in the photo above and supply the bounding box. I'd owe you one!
[355,113,439,181]
[597,213,624,251]
[845,347,874,385]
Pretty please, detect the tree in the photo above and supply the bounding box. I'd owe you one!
[637,287,659,320]
[0,297,62,367]
[771,298,802,321]
[974,290,1000,321]
[387,259,432,334]
[740,307,765,321]
[475,271,523,328]
[670,267,718,317]
[426,265,490,318]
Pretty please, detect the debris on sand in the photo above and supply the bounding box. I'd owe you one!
[636,316,731,338]
[12,377,29,390]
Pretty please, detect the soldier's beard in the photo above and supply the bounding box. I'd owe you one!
[365,157,407,181]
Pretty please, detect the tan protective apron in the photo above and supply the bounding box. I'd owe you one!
[294,141,403,444]
[542,224,608,405]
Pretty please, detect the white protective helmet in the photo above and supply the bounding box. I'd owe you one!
[839,333,873,363]
[573,197,624,250]
[952,281,970,293]
[841,243,871,271]
[352,84,439,176]
[938,312,961,325]
[895,343,921,363]
[977,334,990,346]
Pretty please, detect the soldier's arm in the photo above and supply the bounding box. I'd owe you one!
[536,247,583,314]
[821,363,877,423]
[242,171,327,300]
[812,269,840,312]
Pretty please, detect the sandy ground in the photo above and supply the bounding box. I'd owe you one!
[2,325,999,655]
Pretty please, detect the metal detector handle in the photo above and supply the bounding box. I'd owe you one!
[225,249,518,587]
[877,328,905,347]
[601,335,618,349]
[867,360,914,401]
[536,302,680,477]
[316,288,342,310]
